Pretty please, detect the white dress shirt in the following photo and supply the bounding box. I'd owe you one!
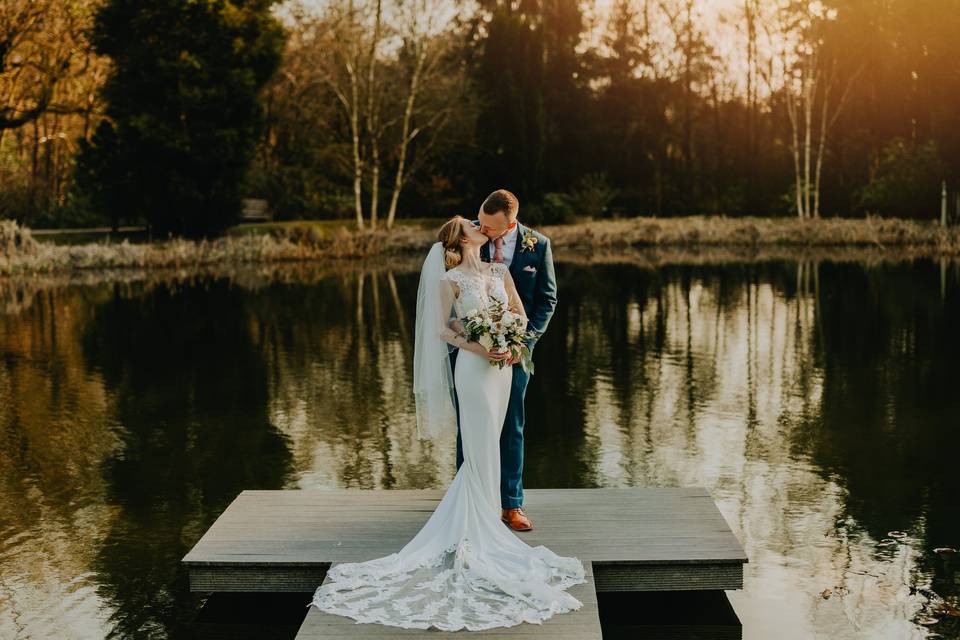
[495,223,520,267]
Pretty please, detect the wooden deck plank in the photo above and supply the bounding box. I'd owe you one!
[295,562,602,639]
[183,488,747,593]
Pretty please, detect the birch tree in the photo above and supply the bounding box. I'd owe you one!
[384,0,464,228]
[768,2,860,219]
[278,0,469,229]
[364,0,384,228]
[300,0,375,229]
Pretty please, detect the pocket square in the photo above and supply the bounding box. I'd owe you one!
[523,265,537,273]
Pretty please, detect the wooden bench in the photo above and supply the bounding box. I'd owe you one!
[240,198,271,222]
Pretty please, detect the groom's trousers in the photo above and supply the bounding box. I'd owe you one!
[453,350,530,510]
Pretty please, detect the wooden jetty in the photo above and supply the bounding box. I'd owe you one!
[183,487,746,638]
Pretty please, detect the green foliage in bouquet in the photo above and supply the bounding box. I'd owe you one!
[461,299,536,373]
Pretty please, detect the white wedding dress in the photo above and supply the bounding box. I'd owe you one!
[310,252,586,631]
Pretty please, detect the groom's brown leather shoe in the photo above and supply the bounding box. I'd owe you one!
[501,508,533,531]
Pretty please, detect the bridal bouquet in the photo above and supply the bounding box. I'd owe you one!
[462,300,536,373]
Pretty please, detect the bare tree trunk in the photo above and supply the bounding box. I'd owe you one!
[802,57,815,220]
[710,76,722,212]
[814,80,831,219]
[654,152,664,216]
[341,1,364,229]
[814,62,861,219]
[785,88,803,218]
[386,40,428,228]
[48,113,59,206]
[30,119,39,215]
[744,0,758,202]
[349,51,364,229]
[369,149,380,228]
[365,0,382,229]
[681,1,694,176]
[317,3,369,229]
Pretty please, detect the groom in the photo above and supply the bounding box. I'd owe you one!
[452,189,558,532]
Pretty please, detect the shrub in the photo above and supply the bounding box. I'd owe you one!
[568,173,617,219]
[0,219,38,258]
[856,139,945,219]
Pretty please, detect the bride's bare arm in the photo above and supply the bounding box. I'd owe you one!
[503,270,528,323]
[437,279,488,356]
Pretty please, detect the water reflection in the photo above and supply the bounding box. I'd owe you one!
[0,258,957,639]
[82,281,294,639]
[0,286,120,639]
[539,261,959,639]
[247,268,452,491]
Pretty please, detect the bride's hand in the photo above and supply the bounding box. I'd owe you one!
[486,348,510,362]
[466,342,509,361]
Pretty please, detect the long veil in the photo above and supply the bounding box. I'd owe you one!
[412,242,456,439]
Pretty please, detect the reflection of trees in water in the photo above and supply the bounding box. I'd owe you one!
[0,286,121,638]
[81,280,293,639]
[521,264,596,489]
[550,262,821,490]
[244,268,452,491]
[553,260,958,637]
[804,261,960,609]
[1,259,957,638]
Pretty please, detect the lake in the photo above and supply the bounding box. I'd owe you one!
[1,256,957,639]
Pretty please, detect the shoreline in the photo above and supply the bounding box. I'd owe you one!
[2,246,957,315]
[2,216,959,276]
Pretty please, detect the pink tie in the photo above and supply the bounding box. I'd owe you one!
[493,235,504,263]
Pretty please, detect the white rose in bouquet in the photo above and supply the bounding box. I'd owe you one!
[478,334,495,351]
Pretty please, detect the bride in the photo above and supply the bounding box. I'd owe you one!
[310,216,586,631]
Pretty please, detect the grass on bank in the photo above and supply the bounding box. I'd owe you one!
[2,216,959,275]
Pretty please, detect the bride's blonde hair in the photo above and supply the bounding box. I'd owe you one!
[437,216,466,269]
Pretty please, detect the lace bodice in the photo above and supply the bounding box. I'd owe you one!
[441,263,510,317]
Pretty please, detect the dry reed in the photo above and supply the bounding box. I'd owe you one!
[2,216,958,276]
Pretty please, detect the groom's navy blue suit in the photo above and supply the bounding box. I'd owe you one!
[451,221,558,509]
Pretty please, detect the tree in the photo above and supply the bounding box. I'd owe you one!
[660,0,717,210]
[0,1,85,131]
[289,0,382,230]
[384,0,471,228]
[741,0,761,211]
[252,9,347,219]
[767,1,860,219]
[596,0,665,214]
[856,138,944,218]
[75,0,285,237]
[0,0,107,226]
[256,1,472,226]
[473,2,546,202]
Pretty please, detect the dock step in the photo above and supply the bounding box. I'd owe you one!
[182,488,747,594]
[295,561,602,639]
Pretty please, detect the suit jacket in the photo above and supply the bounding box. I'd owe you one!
[477,221,558,344]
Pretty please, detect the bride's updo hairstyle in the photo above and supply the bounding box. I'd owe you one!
[437,216,466,269]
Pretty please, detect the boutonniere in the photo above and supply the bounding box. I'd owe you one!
[520,229,538,253]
